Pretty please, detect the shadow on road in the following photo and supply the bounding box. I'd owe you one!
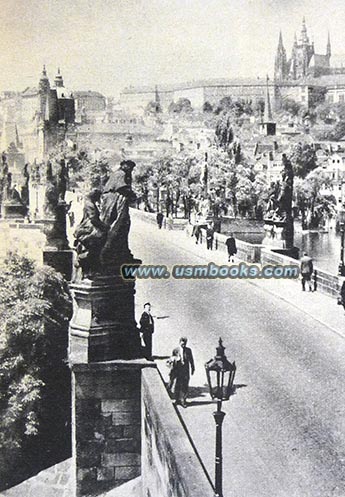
[187,385,210,399]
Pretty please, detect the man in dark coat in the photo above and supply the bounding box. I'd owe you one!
[156,211,164,229]
[139,302,154,360]
[206,225,214,250]
[171,337,195,408]
[226,233,237,262]
[300,252,313,291]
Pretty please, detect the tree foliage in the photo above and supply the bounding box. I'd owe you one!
[290,142,318,178]
[0,253,72,487]
[294,167,336,229]
[168,98,193,114]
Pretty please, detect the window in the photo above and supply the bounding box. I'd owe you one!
[340,95,345,103]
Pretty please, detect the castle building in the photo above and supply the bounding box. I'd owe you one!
[274,18,331,81]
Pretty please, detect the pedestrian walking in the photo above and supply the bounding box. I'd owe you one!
[156,211,163,229]
[338,279,345,314]
[139,302,154,360]
[68,210,75,228]
[170,337,195,408]
[300,252,313,291]
[167,213,173,230]
[206,225,214,250]
[192,223,201,244]
[226,232,237,262]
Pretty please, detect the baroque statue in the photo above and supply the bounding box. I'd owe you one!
[265,153,294,222]
[74,160,140,278]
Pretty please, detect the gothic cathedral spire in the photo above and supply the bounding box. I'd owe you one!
[327,31,331,58]
[274,30,287,81]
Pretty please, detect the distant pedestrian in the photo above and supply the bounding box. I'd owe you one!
[68,210,75,227]
[192,223,201,244]
[166,348,179,390]
[226,233,237,262]
[156,211,164,229]
[300,252,313,291]
[338,279,345,314]
[140,302,154,360]
[206,225,214,250]
[167,213,173,230]
[171,337,195,408]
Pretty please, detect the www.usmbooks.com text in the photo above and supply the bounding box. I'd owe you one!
[121,263,300,280]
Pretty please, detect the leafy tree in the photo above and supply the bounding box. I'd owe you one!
[0,253,72,489]
[48,145,112,191]
[145,100,161,114]
[294,168,336,229]
[168,98,193,114]
[133,162,155,212]
[203,101,213,113]
[214,96,233,114]
[281,98,302,117]
[290,142,318,178]
[215,114,234,152]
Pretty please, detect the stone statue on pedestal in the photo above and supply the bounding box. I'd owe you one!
[70,160,143,361]
[263,153,297,255]
[73,189,108,277]
[74,160,139,278]
[43,160,69,250]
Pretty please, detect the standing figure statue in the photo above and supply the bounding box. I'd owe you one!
[74,189,108,277]
[99,160,137,267]
[56,158,68,202]
[21,163,30,206]
[43,160,69,250]
[44,161,59,217]
[277,153,294,220]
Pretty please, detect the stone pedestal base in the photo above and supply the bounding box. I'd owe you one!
[43,249,74,281]
[69,275,143,363]
[262,218,298,259]
[71,361,154,496]
[2,201,26,219]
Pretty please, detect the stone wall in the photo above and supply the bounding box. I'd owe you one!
[193,226,263,263]
[72,360,153,496]
[141,368,214,497]
[131,208,188,230]
[261,248,342,297]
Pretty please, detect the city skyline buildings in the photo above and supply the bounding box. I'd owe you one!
[0,0,345,98]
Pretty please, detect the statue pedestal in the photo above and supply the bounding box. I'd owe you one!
[69,275,143,363]
[262,218,299,259]
[2,201,26,219]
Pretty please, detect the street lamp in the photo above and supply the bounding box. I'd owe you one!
[338,207,345,276]
[205,338,236,497]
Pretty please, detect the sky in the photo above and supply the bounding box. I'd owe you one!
[0,0,344,98]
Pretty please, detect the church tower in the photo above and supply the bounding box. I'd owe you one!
[54,67,64,88]
[260,76,276,136]
[38,65,50,117]
[274,31,287,81]
[289,18,314,79]
[326,31,331,60]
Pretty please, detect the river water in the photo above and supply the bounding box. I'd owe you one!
[235,229,342,274]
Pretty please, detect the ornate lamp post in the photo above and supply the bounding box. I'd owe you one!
[205,338,236,497]
[338,207,345,276]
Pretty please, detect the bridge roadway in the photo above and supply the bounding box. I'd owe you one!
[130,216,345,497]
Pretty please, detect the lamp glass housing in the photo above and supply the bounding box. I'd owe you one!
[205,338,236,401]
